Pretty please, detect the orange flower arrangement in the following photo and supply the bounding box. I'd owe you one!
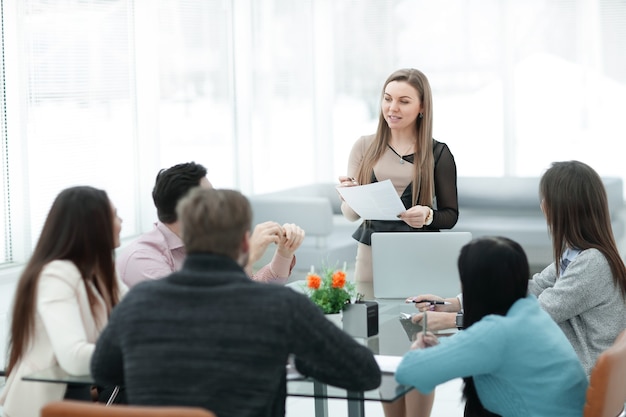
[306,267,355,314]
[307,274,321,289]
[331,271,346,288]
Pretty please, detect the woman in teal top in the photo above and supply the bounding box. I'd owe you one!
[395,237,588,417]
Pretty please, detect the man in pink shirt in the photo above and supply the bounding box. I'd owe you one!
[117,162,304,287]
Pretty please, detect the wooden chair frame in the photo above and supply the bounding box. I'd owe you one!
[584,329,626,417]
[41,400,217,417]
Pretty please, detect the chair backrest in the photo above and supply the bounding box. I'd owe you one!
[584,329,626,417]
[40,400,217,417]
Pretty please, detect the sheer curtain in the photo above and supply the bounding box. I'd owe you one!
[1,0,625,264]
[153,0,236,189]
[0,0,8,264]
[18,0,138,251]
[328,0,626,179]
[244,0,317,193]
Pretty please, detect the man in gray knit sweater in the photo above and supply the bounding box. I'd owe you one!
[91,187,381,417]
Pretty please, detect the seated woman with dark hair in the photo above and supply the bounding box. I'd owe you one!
[529,160,626,377]
[0,186,126,417]
[395,236,588,417]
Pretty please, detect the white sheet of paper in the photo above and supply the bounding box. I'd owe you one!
[374,354,404,374]
[336,179,406,220]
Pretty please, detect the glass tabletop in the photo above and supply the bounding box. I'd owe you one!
[286,373,409,403]
[22,366,94,385]
[22,300,445,403]
[286,299,453,402]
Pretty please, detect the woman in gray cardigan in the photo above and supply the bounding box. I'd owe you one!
[529,160,626,376]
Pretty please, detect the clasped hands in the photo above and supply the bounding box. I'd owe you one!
[247,222,305,269]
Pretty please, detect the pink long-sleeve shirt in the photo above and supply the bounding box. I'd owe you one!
[116,222,294,287]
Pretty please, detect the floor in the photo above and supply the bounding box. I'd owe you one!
[286,378,465,417]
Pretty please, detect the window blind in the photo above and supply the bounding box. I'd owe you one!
[0,0,9,263]
[155,0,236,187]
[20,0,138,249]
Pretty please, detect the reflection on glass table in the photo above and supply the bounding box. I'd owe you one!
[22,300,443,417]
[21,367,121,405]
[22,367,92,385]
[286,301,447,417]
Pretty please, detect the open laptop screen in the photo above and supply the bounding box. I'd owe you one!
[371,232,472,299]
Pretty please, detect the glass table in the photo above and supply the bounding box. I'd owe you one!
[23,300,441,417]
[286,299,451,417]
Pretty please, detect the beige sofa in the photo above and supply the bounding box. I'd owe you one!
[248,177,625,273]
[454,177,625,268]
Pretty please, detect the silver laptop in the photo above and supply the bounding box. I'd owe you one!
[372,232,472,299]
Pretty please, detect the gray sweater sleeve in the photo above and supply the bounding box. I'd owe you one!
[531,249,613,323]
[528,262,557,297]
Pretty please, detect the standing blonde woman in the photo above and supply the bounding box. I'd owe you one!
[338,68,459,417]
[0,186,125,417]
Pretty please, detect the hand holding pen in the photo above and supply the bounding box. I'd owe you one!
[406,294,458,312]
[410,313,439,350]
[411,299,451,305]
[337,176,359,187]
[336,176,359,203]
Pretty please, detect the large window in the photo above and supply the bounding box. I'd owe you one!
[18,0,138,255]
[0,0,624,266]
[330,0,626,179]
[246,0,317,193]
[0,0,8,264]
[155,0,235,187]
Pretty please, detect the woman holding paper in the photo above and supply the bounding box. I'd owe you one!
[338,68,458,417]
[338,68,458,295]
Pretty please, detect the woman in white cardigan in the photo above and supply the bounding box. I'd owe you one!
[0,186,126,417]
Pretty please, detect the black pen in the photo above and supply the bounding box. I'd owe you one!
[410,299,451,305]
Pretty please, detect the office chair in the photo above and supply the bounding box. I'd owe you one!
[583,329,626,417]
[40,400,217,417]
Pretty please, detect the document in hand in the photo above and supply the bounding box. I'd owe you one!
[336,180,405,220]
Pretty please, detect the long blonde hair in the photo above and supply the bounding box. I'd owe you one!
[355,68,434,206]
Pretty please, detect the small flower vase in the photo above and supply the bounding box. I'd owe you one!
[325,312,343,328]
